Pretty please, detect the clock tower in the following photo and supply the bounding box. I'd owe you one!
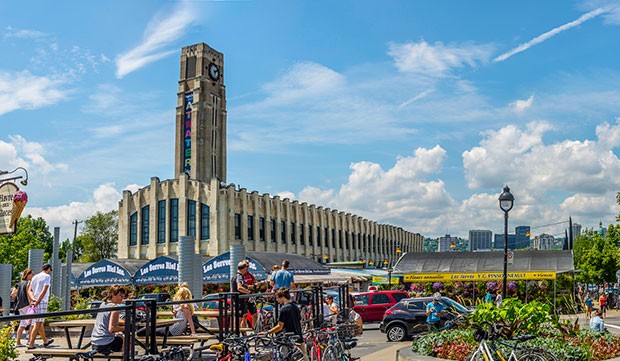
[175,43,227,183]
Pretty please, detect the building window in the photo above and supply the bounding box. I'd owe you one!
[170,199,179,243]
[339,230,343,249]
[324,228,328,247]
[234,213,241,240]
[308,227,313,246]
[187,200,196,238]
[351,233,356,250]
[331,229,336,248]
[291,222,296,244]
[248,215,255,241]
[129,212,138,246]
[141,205,150,245]
[281,221,286,244]
[259,217,265,242]
[157,201,166,244]
[200,204,210,240]
[300,225,305,246]
[345,232,350,249]
[270,219,276,243]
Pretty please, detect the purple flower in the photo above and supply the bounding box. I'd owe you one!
[507,281,517,290]
[433,282,444,291]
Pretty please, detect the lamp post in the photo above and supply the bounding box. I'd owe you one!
[499,185,514,298]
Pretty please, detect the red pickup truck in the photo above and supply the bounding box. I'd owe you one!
[353,290,409,322]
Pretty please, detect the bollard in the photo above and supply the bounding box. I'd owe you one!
[28,248,44,271]
[0,264,13,316]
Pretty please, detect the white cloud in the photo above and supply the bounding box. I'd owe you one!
[115,1,198,78]
[494,7,608,62]
[388,40,493,77]
[398,89,435,110]
[510,94,535,113]
[0,71,68,115]
[4,26,46,39]
[25,183,121,241]
[580,1,620,25]
[293,145,456,229]
[462,120,620,195]
[0,136,68,182]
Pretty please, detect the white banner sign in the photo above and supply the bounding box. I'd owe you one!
[0,183,18,235]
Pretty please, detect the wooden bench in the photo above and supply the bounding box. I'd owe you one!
[25,348,125,360]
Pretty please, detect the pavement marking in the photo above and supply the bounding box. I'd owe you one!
[606,323,620,329]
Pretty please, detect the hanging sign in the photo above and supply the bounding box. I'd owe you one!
[404,271,556,282]
[134,256,179,285]
[0,183,19,235]
[77,259,132,287]
[202,251,267,283]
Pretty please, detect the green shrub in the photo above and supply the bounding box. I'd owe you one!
[0,323,17,361]
[470,298,553,338]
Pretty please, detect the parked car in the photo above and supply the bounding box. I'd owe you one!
[379,296,471,342]
[353,290,409,322]
[136,293,171,312]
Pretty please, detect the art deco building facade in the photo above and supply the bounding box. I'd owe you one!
[117,43,423,265]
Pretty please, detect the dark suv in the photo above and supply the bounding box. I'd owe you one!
[379,296,470,341]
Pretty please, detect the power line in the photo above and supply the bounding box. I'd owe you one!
[529,220,569,230]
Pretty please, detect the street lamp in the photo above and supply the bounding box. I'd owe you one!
[499,185,514,298]
[0,167,28,186]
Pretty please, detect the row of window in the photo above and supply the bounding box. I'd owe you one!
[232,214,405,253]
[129,199,210,246]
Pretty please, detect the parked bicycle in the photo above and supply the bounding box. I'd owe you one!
[467,324,557,361]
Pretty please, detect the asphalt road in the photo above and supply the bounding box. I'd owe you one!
[352,323,409,360]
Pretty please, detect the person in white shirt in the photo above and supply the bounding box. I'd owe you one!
[27,264,53,349]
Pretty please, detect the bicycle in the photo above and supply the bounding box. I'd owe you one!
[466,325,557,361]
[253,332,306,361]
[254,296,277,332]
[320,326,358,361]
[135,345,194,361]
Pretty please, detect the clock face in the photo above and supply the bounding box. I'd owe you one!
[208,63,220,81]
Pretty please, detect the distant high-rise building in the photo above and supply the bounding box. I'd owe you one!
[438,234,459,252]
[494,233,516,250]
[469,230,492,251]
[572,223,582,238]
[515,226,531,249]
[535,233,555,250]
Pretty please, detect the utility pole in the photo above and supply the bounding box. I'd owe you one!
[72,219,83,244]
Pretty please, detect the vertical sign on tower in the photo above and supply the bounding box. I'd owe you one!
[183,92,193,173]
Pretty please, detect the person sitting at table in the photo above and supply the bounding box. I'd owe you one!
[166,283,197,336]
[91,285,128,354]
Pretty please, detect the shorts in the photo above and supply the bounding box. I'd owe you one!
[93,336,123,354]
[19,306,33,327]
[238,299,248,316]
[33,302,48,323]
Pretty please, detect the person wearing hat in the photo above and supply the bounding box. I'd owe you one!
[426,292,446,331]
[27,263,53,349]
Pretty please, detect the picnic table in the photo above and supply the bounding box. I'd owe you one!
[49,318,181,349]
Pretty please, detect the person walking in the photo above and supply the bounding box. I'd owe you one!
[91,285,128,354]
[484,290,494,303]
[12,268,34,347]
[600,292,608,317]
[271,259,295,290]
[266,288,309,361]
[27,264,53,349]
[585,293,593,320]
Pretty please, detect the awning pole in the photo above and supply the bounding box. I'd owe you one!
[553,279,557,313]
[525,280,528,304]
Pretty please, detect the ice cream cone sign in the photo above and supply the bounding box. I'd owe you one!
[0,182,26,234]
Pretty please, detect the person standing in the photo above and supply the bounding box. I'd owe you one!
[27,264,53,349]
[232,261,256,328]
[495,289,503,308]
[425,293,445,331]
[585,293,593,320]
[266,288,309,361]
[91,285,128,354]
[267,265,280,291]
[271,259,295,290]
[12,268,34,347]
[241,260,258,327]
[324,295,339,325]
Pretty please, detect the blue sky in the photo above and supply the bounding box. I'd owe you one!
[2,0,620,242]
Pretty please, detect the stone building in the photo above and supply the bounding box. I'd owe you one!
[117,43,423,266]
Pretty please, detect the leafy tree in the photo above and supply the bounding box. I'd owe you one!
[59,237,84,262]
[0,215,53,282]
[423,237,438,252]
[574,230,620,284]
[79,210,118,262]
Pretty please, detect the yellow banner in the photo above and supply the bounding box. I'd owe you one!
[403,271,556,282]
[371,276,400,285]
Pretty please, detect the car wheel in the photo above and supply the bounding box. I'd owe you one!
[386,324,407,342]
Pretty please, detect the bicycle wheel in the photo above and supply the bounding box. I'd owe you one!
[310,344,321,361]
[322,346,338,361]
[517,349,558,361]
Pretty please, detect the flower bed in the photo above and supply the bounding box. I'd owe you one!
[412,298,620,361]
